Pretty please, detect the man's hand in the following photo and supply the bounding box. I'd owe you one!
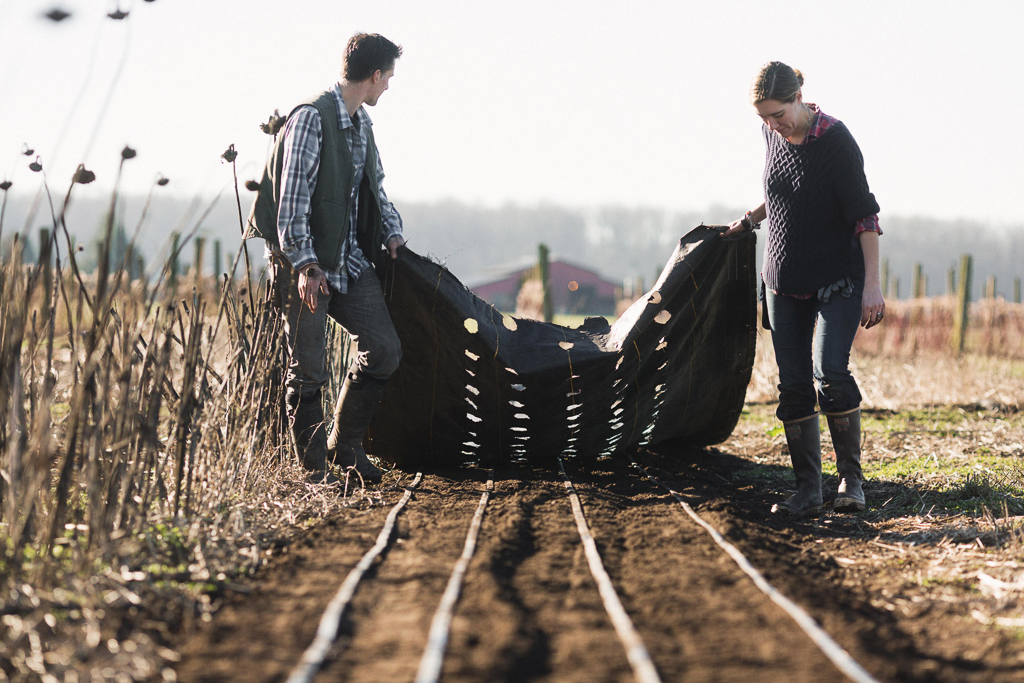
[297,263,328,313]
[386,235,405,260]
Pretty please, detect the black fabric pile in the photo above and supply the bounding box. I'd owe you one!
[368,225,757,470]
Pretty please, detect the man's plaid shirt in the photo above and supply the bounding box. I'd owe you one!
[275,83,403,293]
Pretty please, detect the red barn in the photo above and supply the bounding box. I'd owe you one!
[469,257,619,315]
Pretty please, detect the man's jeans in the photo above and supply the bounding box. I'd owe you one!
[275,263,402,403]
[764,282,863,422]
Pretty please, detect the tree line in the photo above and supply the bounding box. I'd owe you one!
[2,193,1022,302]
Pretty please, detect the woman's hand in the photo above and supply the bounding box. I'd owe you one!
[858,230,884,329]
[721,204,765,237]
[860,281,885,329]
[721,218,748,237]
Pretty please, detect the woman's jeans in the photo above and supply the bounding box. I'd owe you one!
[765,282,863,422]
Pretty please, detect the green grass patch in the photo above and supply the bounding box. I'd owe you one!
[866,456,1024,516]
[734,400,1024,518]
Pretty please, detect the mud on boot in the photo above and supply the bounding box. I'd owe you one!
[834,476,865,513]
[772,414,823,517]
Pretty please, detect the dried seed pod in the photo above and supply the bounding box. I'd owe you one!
[29,157,42,172]
[156,175,170,186]
[72,166,96,184]
[221,144,238,163]
[0,181,11,191]
[259,110,286,136]
[43,8,71,22]
[244,180,260,191]
[22,144,34,156]
[121,146,137,160]
[107,9,129,20]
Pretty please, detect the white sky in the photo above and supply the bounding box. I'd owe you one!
[1,0,1022,225]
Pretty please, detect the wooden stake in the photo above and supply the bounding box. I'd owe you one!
[952,254,972,355]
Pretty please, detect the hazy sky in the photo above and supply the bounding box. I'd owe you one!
[1,0,1022,225]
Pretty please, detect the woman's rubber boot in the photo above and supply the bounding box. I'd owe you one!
[327,372,385,485]
[827,409,866,513]
[772,414,823,517]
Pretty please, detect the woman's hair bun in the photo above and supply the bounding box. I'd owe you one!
[750,61,803,104]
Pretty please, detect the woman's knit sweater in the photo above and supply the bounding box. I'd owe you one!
[761,121,880,295]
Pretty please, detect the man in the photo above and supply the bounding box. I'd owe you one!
[248,33,405,485]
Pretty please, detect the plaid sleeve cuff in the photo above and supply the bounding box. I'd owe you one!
[384,220,404,243]
[854,214,882,237]
[281,238,318,271]
[374,150,403,243]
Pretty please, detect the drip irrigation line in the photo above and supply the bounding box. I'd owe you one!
[628,456,880,683]
[287,472,424,683]
[415,471,496,683]
[558,458,663,683]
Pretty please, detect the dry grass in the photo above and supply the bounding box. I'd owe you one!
[854,296,1024,360]
[0,181,390,680]
[747,324,1024,410]
[4,216,1024,679]
[732,324,1024,641]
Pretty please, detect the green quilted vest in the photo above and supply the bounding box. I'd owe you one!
[247,90,385,270]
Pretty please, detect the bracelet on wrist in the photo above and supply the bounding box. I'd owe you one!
[744,211,761,230]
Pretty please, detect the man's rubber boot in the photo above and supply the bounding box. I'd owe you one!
[327,372,386,485]
[289,391,338,485]
[827,409,866,513]
[772,414,823,516]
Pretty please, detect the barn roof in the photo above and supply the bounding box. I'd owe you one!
[466,255,616,289]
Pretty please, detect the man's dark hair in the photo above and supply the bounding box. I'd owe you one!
[342,33,402,82]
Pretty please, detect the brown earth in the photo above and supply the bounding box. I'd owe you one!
[172,440,1024,683]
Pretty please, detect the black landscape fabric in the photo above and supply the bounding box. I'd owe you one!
[368,225,758,470]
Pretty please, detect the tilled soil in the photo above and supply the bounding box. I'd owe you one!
[173,448,1024,683]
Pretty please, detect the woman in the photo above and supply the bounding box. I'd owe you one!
[722,61,884,516]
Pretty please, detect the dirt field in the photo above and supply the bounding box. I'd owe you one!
[172,382,1024,683]
[7,348,1022,682]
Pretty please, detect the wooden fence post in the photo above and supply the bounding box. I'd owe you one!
[1014,277,1021,304]
[194,237,206,286]
[124,243,134,280]
[39,228,53,304]
[881,259,889,299]
[537,243,553,322]
[947,268,956,296]
[951,254,972,355]
[985,276,996,300]
[169,232,181,292]
[912,263,924,298]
